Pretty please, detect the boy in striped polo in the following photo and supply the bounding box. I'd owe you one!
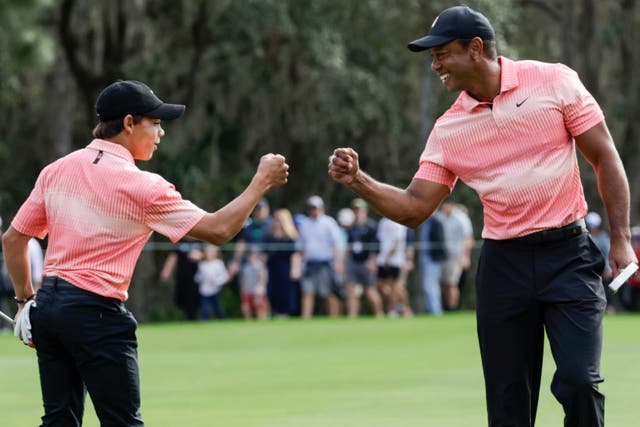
[329,6,636,427]
[2,80,288,426]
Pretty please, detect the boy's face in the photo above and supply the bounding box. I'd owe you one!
[129,116,165,160]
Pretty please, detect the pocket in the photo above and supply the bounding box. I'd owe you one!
[34,287,53,305]
[96,306,138,342]
[27,304,38,347]
[585,235,606,277]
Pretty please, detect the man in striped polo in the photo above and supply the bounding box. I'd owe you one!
[2,80,288,426]
[328,6,637,427]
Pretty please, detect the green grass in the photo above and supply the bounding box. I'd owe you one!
[1,312,639,426]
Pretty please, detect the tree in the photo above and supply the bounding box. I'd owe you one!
[0,0,55,216]
[2,0,637,318]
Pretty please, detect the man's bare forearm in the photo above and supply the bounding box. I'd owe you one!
[592,151,637,272]
[347,170,447,228]
[596,159,631,241]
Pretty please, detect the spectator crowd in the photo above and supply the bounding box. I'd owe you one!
[155,195,474,320]
[2,201,640,324]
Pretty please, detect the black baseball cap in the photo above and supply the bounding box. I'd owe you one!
[408,6,495,52]
[95,80,185,122]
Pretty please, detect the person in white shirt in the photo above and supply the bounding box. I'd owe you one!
[298,196,344,318]
[439,198,473,310]
[376,217,410,316]
[28,238,44,292]
[194,244,230,320]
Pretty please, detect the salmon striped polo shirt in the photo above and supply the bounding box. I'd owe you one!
[11,139,206,300]
[414,56,604,240]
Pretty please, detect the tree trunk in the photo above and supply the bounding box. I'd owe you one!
[618,0,640,223]
[562,0,574,66]
[578,0,601,100]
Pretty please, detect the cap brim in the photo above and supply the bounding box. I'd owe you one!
[407,35,455,52]
[145,103,186,120]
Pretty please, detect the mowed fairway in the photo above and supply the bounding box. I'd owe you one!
[1,312,639,426]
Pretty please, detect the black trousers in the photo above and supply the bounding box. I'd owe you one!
[30,277,144,427]
[476,233,606,427]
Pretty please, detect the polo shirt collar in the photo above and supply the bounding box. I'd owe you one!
[87,139,135,163]
[458,56,520,111]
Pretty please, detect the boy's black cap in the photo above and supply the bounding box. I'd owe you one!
[95,80,185,122]
[408,6,495,52]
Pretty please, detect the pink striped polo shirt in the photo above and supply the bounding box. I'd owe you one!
[414,56,604,239]
[11,139,206,300]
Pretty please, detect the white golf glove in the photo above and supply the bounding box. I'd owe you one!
[14,300,36,345]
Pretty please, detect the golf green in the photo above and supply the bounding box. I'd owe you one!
[1,312,638,426]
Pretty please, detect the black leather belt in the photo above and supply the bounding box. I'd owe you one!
[42,276,77,289]
[515,219,587,244]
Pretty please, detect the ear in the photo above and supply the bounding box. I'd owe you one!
[122,114,135,134]
[468,37,484,60]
